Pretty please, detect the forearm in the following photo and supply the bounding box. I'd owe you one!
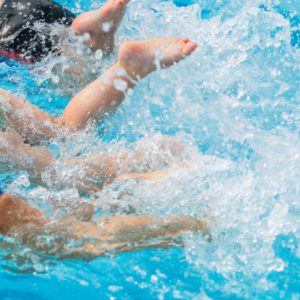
[5,213,208,258]
[43,214,207,258]
[99,215,207,242]
[1,194,208,258]
[78,214,208,258]
[60,215,206,255]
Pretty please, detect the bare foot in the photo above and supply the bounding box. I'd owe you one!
[71,0,129,53]
[117,38,197,80]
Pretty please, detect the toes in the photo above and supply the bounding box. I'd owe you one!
[161,38,197,63]
[182,41,197,55]
[115,0,124,8]
[114,0,127,9]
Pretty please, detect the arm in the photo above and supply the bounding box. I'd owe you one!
[0,194,208,258]
[60,214,208,258]
[0,129,116,192]
[97,214,207,243]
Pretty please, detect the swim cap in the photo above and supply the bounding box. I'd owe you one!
[0,188,3,196]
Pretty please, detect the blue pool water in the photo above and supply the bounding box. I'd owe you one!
[1,0,300,299]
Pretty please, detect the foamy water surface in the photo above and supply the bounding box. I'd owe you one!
[0,0,299,298]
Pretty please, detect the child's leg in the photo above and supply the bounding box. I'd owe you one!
[0,129,54,181]
[71,0,129,54]
[61,154,170,194]
[0,130,176,194]
[61,38,197,130]
[1,38,196,138]
[0,89,62,141]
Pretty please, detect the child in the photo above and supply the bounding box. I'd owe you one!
[0,190,209,258]
[0,1,197,198]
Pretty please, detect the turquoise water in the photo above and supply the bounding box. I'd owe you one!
[1,0,300,299]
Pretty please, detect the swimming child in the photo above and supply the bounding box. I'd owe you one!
[0,1,197,205]
[0,190,208,258]
[0,1,206,259]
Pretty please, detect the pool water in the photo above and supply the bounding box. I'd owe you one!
[1,0,300,299]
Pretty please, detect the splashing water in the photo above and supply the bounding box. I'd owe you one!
[0,0,300,298]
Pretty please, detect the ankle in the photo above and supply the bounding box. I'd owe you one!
[105,63,138,88]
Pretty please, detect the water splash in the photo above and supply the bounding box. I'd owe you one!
[1,0,300,298]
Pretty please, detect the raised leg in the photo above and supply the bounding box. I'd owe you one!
[71,0,130,54]
[0,38,197,138]
[61,38,197,130]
